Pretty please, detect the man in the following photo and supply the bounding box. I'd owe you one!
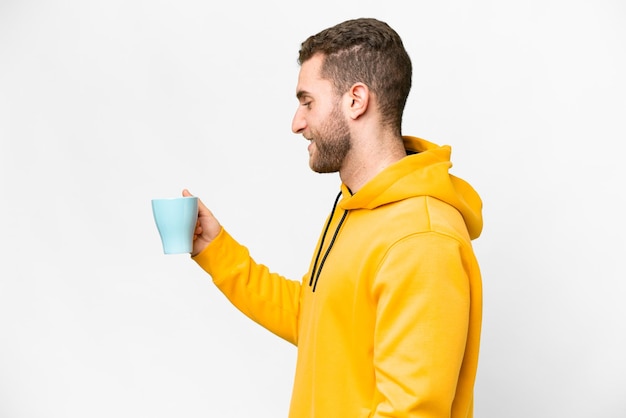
[184,17,483,417]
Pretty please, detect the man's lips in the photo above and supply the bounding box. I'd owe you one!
[305,136,314,152]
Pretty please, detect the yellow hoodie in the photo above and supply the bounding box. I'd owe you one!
[193,136,483,417]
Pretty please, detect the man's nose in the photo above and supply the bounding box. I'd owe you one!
[292,108,306,134]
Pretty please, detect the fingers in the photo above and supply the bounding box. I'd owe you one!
[192,223,203,241]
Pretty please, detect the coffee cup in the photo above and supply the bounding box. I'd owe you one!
[151,196,198,254]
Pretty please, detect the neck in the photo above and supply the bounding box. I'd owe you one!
[339,133,406,192]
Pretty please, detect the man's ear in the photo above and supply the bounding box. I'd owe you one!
[346,83,369,120]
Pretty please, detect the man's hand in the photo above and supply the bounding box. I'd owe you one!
[182,189,222,256]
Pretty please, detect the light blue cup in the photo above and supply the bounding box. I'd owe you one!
[151,196,198,254]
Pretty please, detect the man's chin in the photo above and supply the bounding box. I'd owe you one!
[309,161,338,174]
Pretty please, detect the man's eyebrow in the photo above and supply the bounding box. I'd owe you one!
[296,90,311,100]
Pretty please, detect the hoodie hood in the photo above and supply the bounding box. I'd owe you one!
[339,136,483,239]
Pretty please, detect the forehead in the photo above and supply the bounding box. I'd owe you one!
[296,54,333,98]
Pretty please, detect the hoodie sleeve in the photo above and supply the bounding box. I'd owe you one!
[370,231,475,417]
[192,228,301,345]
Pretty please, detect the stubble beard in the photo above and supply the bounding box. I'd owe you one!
[309,106,352,174]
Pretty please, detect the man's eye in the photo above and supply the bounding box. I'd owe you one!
[302,102,312,109]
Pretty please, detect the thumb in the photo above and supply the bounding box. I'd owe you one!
[182,189,211,216]
[182,188,222,245]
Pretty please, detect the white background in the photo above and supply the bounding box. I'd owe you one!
[1,1,625,417]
